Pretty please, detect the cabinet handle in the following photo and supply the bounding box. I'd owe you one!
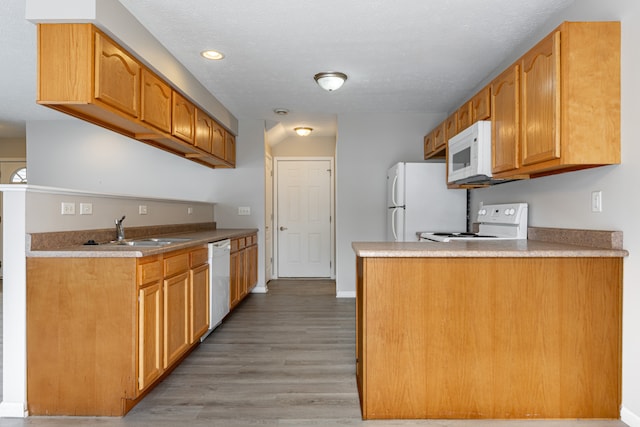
[279,226,288,231]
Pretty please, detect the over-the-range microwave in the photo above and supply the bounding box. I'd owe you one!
[447,120,508,185]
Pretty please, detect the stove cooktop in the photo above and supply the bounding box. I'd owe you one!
[420,203,529,243]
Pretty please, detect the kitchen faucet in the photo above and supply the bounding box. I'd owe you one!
[115,215,126,242]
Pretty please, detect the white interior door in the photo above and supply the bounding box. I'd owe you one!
[276,159,332,278]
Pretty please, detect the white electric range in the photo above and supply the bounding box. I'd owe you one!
[419,203,528,242]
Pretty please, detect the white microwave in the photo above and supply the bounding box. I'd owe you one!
[447,120,495,185]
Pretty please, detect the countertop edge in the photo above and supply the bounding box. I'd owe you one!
[352,240,629,258]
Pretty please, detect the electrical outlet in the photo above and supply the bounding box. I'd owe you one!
[187,207,193,215]
[138,205,148,215]
[238,206,251,216]
[61,202,75,215]
[79,203,93,215]
[591,191,603,212]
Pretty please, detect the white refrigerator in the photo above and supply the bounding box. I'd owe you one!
[387,162,467,241]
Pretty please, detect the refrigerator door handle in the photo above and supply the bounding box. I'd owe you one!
[391,175,399,206]
[391,207,398,241]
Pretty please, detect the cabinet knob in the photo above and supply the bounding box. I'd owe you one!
[279,226,288,231]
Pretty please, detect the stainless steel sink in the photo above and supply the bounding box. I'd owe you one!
[103,236,193,247]
[147,237,193,243]
[108,240,172,246]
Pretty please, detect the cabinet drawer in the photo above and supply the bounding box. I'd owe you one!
[237,237,247,250]
[164,252,190,277]
[250,234,257,245]
[138,258,162,286]
[190,247,208,268]
[230,239,239,252]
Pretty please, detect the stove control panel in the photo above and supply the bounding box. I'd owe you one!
[477,203,528,225]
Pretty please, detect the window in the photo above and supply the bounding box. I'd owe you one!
[10,167,27,183]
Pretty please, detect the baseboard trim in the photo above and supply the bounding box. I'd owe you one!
[251,285,268,294]
[622,406,640,427]
[0,401,28,418]
[336,291,355,298]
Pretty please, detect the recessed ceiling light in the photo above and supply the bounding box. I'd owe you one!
[201,50,225,60]
[274,108,289,116]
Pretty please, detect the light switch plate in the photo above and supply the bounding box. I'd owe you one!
[79,203,93,215]
[61,202,75,215]
[591,191,603,212]
[238,206,251,216]
[138,205,148,215]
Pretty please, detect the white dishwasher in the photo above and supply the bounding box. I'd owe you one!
[201,239,231,341]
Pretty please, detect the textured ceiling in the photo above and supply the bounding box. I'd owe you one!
[0,0,575,140]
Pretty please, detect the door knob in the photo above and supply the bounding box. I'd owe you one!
[279,226,288,231]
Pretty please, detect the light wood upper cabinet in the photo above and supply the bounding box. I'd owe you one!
[456,102,472,133]
[172,91,196,144]
[444,112,458,143]
[141,68,172,133]
[194,108,213,153]
[433,122,446,152]
[491,64,521,174]
[211,120,226,160]
[471,85,491,122]
[494,21,620,178]
[423,132,434,159]
[37,23,236,169]
[225,132,236,166]
[94,32,140,118]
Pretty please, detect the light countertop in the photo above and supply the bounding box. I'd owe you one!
[352,239,628,258]
[27,228,258,258]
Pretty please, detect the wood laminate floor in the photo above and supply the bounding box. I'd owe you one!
[0,279,629,427]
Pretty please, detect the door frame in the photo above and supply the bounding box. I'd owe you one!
[273,156,335,279]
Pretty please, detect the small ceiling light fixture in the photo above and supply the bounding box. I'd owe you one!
[314,71,348,91]
[294,127,313,137]
[274,108,290,116]
[201,50,225,60]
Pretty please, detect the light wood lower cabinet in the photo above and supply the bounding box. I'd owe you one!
[356,256,622,420]
[230,233,258,309]
[26,245,210,416]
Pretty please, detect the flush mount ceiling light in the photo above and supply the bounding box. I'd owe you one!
[294,127,313,136]
[200,50,225,60]
[314,71,348,91]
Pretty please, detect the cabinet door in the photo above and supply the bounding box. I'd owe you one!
[194,109,213,153]
[164,272,190,368]
[94,32,140,118]
[190,264,210,343]
[172,91,196,144]
[423,133,434,159]
[138,281,163,392]
[457,102,472,132]
[211,120,226,159]
[247,244,258,292]
[433,122,446,152]
[491,64,520,174]
[141,68,171,132]
[521,31,560,166]
[444,112,457,142]
[229,250,240,308]
[239,248,248,299]
[224,132,236,165]
[472,86,491,122]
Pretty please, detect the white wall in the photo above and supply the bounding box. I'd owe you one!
[27,119,216,201]
[466,0,640,424]
[270,136,336,157]
[335,112,445,297]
